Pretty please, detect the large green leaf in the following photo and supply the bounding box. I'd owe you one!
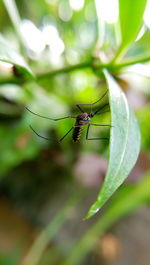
[86,70,141,219]
[0,34,34,79]
[116,0,148,59]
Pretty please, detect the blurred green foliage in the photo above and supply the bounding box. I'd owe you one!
[0,0,150,264]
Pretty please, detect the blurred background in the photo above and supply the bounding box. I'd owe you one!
[0,0,150,264]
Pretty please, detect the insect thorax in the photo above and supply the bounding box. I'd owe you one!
[76,113,90,124]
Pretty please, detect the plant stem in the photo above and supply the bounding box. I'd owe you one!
[37,61,92,81]
[113,56,150,69]
[37,56,150,81]
[1,55,150,85]
[0,76,22,85]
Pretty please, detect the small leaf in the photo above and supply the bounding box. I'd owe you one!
[85,70,141,219]
[0,34,34,79]
[116,0,148,58]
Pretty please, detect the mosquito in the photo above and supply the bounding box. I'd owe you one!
[26,90,111,143]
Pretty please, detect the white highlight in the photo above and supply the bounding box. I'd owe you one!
[42,25,65,57]
[144,0,150,28]
[20,19,65,61]
[0,61,13,68]
[69,0,84,11]
[21,20,45,53]
[95,0,118,23]
[127,64,150,78]
[58,1,72,21]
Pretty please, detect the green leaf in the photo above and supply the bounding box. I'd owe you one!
[126,29,150,60]
[137,104,150,152]
[115,0,148,60]
[0,34,34,79]
[86,70,141,219]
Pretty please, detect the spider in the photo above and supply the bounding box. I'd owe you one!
[26,90,111,143]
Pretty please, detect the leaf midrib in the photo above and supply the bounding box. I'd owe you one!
[110,92,130,184]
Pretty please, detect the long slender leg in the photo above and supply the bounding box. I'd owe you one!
[98,110,110,115]
[93,103,110,116]
[79,120,112,127]
[58,127,74,142]
[76,90,108,112]
[59,124,88,142]
[26,107,76,121]
[86,124,109,141]
[88,123,112,127]
[29,125,53,141]
[29,125,74,142]
[76,105,84,112]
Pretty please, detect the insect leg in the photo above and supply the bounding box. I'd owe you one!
[86,124,109,141]
[29,125,54,141]
[93,103,110,116]
[29,125,74,143]
[89,90,108,105]
[79,120,112,127]
[26,107,76,121]
[88,123,112,127]
[58,127,74,142]
[76,104,84,113]
[76,90,108,113]
[98,110,110,115]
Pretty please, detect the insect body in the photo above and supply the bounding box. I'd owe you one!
[26,90,111,143]
[73,113,91,142]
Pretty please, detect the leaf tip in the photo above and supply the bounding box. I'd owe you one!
[84,204,100,220]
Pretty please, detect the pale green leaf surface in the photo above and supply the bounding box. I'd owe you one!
[86,70,141,218]
[126,29,150,60]
[116,0,148,58]
[0,34,34,79]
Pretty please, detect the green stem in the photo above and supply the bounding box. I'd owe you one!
[0,77,22,85]
[37,61,92,81]
[36,56,150,81]
[113,56,150,69]
[1,55,150,86]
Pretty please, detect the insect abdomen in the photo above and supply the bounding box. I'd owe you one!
[72,126,82,142]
